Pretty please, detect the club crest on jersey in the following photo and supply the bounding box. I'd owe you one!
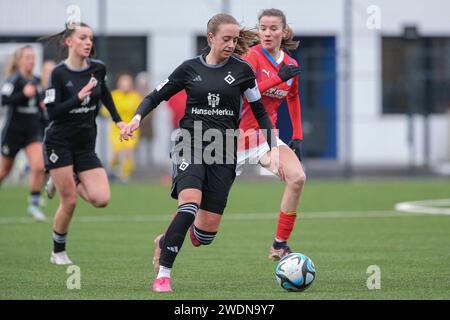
[224,72,235,84]
[207,93,220,108]
[89,75,98,87]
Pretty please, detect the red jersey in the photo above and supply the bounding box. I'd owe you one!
[239,44,303,149]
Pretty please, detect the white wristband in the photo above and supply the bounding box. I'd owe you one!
[132,114,142,123]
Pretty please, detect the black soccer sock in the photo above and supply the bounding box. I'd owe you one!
[30,191,41,206]
[273,239,288,249]
[53,230,67,253]
[159,202,199,268]
[192,225,217,245]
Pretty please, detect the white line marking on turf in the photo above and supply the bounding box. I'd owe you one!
[0,210,429,225]
[395,198,450,215]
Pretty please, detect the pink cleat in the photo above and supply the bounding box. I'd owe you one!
[189,225,201,247]
[153,277,172,292]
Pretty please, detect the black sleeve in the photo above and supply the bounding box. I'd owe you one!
[135,62,185,120]
[239,63,260,93]
[100,72,122,123]
[44,69,81,121]
[1,78,28,106]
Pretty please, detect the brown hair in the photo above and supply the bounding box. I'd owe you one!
[38,22,95,60]
[206,13,258,56]
[258,8,299,51]
[5,45,33,77]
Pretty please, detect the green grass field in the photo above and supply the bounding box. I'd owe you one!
[1,179,450,300]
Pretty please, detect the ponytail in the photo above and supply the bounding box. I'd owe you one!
[38,22,95,60]
[235,28,259,56]
[280,25,299,51]
[206,13,258,56]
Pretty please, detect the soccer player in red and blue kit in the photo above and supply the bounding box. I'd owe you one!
[237,8,305,261]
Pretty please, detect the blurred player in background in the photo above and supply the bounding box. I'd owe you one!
[120,13,280,293]
[102,73,142,183]
[236,8,305,260]
[41,22,124,265]
[0,46,47,221]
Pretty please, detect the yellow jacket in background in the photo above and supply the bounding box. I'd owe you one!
[102,89,143,151]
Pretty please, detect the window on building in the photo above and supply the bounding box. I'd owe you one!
[383,37,450,115]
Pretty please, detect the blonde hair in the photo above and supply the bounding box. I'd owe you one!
[258,8,299,51]
[207,13,258,56]
[5,45,33,77]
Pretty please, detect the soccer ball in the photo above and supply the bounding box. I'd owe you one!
[275,252,316,292]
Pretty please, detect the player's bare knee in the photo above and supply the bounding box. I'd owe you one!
[0,166,12,181]
[91,194,110,208]
[61,195,77,210]
[91,197,109,208]
[30,165,45,177]
[287,171,306,191]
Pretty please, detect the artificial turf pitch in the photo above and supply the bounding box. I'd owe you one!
[1,179,449,300]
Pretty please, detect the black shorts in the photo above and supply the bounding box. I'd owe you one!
[171,162,236,215]
[43,140,103,173]
[1,125,42,158]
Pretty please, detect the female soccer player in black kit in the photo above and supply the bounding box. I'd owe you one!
[120,13,283,292]
[42,23,125,265]
[0,46,47,221]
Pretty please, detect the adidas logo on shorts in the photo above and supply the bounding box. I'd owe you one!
[167,246,179,253]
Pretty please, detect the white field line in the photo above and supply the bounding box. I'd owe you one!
[0,210,430,225]
[395,198,450,215]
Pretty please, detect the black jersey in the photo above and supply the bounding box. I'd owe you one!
[1,72,43,130]
[44,59,121,141]
[139,54,262,133]
[135,54,275,163]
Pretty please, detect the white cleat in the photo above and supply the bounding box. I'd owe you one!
[50,251,73,265]
[45,177,56,199]
[27,204,46,222]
